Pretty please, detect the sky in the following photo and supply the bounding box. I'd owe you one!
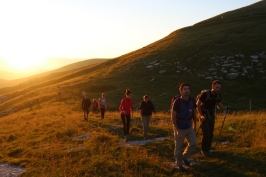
[0,0,261,79]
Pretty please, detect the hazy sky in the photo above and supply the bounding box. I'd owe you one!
[0,0,260,76]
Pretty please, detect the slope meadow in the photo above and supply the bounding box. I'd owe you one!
[0,98,265,176]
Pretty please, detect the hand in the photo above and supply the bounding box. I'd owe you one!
[176,130,182,138]
[224,106,229,114]
[200,115,206,121]
[122,111,126,114]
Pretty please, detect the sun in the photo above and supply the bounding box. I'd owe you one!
[5,54,46,71]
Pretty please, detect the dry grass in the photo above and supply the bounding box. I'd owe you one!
[0,100,265,177]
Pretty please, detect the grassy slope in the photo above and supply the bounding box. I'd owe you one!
[2,1,265,112]
[0,59,108,90]
[0,107,265,176]
[0,2,266,176]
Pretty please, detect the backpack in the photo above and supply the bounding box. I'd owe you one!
[170,95,181,112]
[170,95,195,112]
[196,90,220,106]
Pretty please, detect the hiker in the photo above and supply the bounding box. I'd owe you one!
[98,93,107,119]
[196,80,227,157]
[58,91,62,99]
[37,98,40,105]
[119,89,133,141]
[92,99,98,113]
[29,100,33,108]
[138,95,156,140]
[171,83,197,172]
[82,94,91,121]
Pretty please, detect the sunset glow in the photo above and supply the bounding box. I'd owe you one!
[0,0,260,78]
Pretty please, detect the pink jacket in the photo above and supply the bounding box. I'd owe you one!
[119,98,133,115]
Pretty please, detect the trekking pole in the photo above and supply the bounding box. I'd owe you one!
[196,114,206,136]
[196,120,203,136]
[215,106,229,149]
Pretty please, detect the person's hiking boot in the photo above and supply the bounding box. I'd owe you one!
[177,165,186,173]
[124,135,129,142]
[183,159,190,166]
[201,150,210,157]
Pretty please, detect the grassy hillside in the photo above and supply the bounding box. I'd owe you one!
[0,59,108,90]
[0,2,266,176]
[0,107,265,176]
[1,1,265,112]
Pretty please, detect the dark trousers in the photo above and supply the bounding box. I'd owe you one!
[121,114,131,136]
[100,108,105,119]
[201,113,215,152]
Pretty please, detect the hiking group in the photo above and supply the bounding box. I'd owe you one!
[82,80,228,172]
[171,80,228,172]
[81,93,107,121]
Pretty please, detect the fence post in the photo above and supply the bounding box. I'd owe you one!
[249,99,252,113]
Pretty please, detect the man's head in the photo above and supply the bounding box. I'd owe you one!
[179,83,190,97]
[143,95,149,102]
[211,80,221,94]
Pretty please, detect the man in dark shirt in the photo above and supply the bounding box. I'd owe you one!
[82,94,91,121]
[196,80,227,157]
[138,95,156,140]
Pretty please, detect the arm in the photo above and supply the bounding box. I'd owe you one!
[172,100,182,138]
[139,101,143,113]
[172,110,182,138]
[196,99,206,121]
[171,110,178,132]
[217,102,227,114]
[89,99,92,108]
[98,98,101,107]
[192,109,197,133]
[151,101,156,113]
[119,99,124,112]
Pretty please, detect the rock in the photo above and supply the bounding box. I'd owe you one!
[227,73,238,79]
[259,52,266,59]
[204,76,213,80]
[239,54,245,58]
[221,70,228,73]
[229,68,237,72]
[250,55,259,60]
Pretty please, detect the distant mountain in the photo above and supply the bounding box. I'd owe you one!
[0,58,108,89]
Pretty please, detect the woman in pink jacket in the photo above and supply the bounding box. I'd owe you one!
[119,89,133,141]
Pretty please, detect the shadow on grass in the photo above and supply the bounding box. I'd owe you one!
[191,150,265,177]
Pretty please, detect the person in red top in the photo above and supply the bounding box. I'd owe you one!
[119,89,133,141]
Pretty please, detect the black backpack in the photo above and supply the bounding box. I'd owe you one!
[196,90,220,106]
[170,95,181,112]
